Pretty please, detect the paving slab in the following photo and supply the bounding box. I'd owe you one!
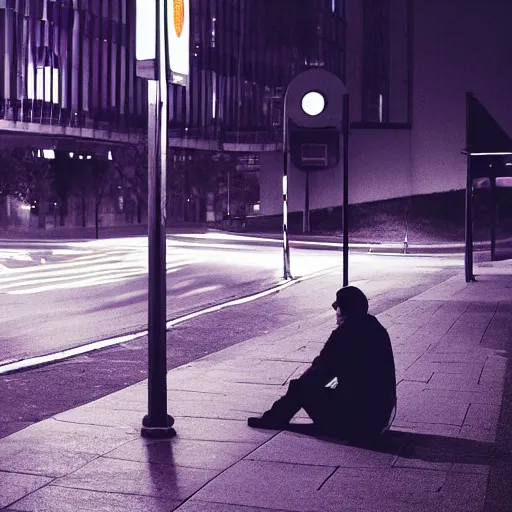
[168,416,275,444]
[105,437,260,470]
[191,459,336,512]
[0,418,138,477]
[5,485,179,512]
[426,371,482,391]
[459,425,496,443]
[396,380,427,397]
[175,502,293,512]
[394,396,470,426]
[0,443,97,478]
[317,467,449,512]
[247,431,396,468]
[464,404,502,431]
[419,387,503,406]
[391,422,463,438]
[54,456,216,499]
[0,471,52,509]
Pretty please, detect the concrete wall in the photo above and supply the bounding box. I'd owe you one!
[411,0,512,195]
[259,128,412,215]
[349,128,413,203]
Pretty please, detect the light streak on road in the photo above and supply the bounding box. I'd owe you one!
[0,235,346,295]
[0,250,33,261]
[51,249,95,256]
[0,240,201,294]
[8,268,184,295]
[0,235,464,297]
[178,285,222,297]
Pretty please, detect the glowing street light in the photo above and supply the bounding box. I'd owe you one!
[301,91,325,117]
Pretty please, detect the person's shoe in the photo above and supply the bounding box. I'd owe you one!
[247,414,289,430]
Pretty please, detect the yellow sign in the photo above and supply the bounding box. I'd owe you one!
[136,0,189,83]
[173,0,184,38]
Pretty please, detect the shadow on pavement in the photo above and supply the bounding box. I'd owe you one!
[145,440,179,502]
[285,424,511,466]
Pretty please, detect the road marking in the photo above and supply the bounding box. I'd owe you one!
[0,265,338,375]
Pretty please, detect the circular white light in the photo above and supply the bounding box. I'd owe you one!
[301,91,325,116]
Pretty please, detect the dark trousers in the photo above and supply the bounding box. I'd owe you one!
[266,378,345,432]
[266,378,389,440]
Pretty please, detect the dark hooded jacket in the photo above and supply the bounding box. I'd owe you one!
[300,313,396,433]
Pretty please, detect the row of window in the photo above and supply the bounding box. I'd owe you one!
[0,1,409,138]
[0,1,145,130]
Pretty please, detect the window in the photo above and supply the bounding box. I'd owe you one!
[362,0,390,123]
[28,47,60,104]
[211,16,216,48]
[361,0,410,125]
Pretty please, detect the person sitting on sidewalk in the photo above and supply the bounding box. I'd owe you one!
[248,286,397,442]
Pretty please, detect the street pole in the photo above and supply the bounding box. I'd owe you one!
[141,0,175,439]
[282,101,292,279]
[227,169,231,217]
[465,92,475,283]
[490,174,497,262]
[342,93,349,287]
[464,154,474,282]
[303,169,310,234]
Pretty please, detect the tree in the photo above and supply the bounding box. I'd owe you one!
[52,151,78,226]
[6,149,52,228]
[69,157,113,238]
[0,149,19,198]
[167,150,237,222]
[90,159,113,239]
[112,142,148,224]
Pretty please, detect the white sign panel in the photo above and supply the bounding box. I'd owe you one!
[136,0,189,85]
[167,0,189,85]
[136,0,156,62]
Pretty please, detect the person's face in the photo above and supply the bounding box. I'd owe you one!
[332,302,346,325]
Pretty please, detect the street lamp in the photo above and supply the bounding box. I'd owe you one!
[136,0,189,439]
[301,91,325,117]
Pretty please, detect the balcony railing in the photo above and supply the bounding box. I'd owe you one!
[0,99,146,135]
[1,99,283,148]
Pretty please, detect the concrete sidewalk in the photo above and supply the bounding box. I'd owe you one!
[1,264,511,511]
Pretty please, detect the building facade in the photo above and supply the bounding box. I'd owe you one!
[0,0,347,227]
[0,0,145,138]
[259,0,512,218]
[0,0,346,149]
[3,1,508,228]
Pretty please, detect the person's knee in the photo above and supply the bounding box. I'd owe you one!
[288,378,307,395]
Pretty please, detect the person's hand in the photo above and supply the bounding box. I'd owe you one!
[325,377,338,389]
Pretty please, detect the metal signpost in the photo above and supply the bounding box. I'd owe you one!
[282,69,348,283]
[342,93,349,287]
[136,0,189,438]
[464,92,512,283]
[282,100,292,279]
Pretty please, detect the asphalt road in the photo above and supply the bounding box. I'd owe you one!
[0,235,464,438]
[0,233,349,364]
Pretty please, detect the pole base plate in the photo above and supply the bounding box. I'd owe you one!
[141,414,176,439]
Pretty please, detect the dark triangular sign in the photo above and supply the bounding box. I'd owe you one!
[467,93,512,154]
